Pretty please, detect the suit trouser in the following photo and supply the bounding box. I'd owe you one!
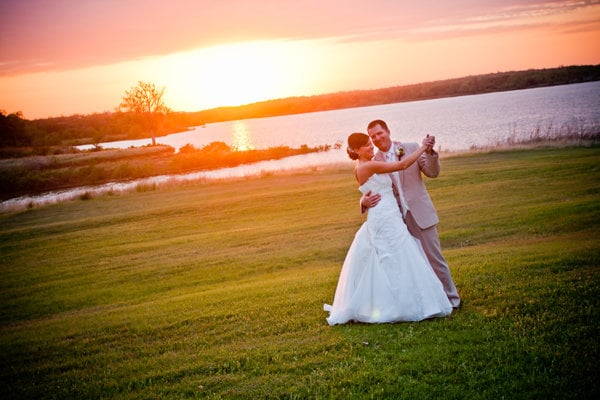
[403,211,461,307]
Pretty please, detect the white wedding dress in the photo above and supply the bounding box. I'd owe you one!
[324,173,452,325]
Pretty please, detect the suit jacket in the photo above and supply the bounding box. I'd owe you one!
[374,141,440,229]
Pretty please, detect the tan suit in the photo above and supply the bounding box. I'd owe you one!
[373,141,460,307]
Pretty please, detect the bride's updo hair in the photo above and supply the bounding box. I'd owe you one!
[347,132,369,160]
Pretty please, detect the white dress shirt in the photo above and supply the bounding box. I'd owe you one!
[384,148,410,216]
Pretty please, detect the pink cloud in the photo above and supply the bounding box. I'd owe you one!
[0,0,598,75]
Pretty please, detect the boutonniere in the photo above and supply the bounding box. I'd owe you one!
[395,147,404,159]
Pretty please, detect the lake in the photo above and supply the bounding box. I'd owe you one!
[4,81,599,213]
[83,81,600,153]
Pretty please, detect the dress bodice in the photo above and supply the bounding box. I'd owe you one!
[359,174,400,221]
[359,174,394,197]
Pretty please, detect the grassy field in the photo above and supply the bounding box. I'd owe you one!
[1,146,599,399]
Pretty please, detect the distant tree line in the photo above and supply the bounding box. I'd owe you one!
[187,64,600,124]
[0,110,190,157]
[1,64,598,155]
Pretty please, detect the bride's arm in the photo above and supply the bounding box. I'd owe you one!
[387,144,427,172]
[375,143,428,173]
[356,136,430,183]
[356,145,426,183]
[357,151,423,183]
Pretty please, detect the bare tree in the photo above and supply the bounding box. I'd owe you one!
[118,81,171,145]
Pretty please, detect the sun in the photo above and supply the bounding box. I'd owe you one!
[202,42,287,105]
[159,40,325,111]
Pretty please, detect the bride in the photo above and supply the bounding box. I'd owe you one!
[324,132,452,325]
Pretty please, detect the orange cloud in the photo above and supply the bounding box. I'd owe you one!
[2,0,596,76]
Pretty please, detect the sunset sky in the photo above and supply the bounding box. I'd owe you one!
[1,0,599,119]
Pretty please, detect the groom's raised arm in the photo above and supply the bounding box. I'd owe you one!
[418,150,441,178]
[417,137,441,178]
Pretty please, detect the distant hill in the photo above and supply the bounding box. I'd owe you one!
[181,64,600,125]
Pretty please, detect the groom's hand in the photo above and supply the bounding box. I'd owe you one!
[361,191,381,211]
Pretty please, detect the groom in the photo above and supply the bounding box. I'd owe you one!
[361,119,461,308]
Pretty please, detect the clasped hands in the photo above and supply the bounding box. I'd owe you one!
[423,134,435,154]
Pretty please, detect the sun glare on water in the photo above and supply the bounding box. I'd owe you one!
[157,40,325,112]
[232,120,255,151]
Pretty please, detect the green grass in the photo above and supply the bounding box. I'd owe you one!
[1,146,599,399]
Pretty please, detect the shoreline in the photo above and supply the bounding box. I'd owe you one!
[0,150,350,214]
[1,142,598,214]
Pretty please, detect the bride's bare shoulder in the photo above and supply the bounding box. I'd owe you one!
[356,161,376,185]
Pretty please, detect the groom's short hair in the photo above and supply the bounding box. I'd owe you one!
[367,119,389,132]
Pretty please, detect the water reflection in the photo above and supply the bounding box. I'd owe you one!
[231,121,255,151]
